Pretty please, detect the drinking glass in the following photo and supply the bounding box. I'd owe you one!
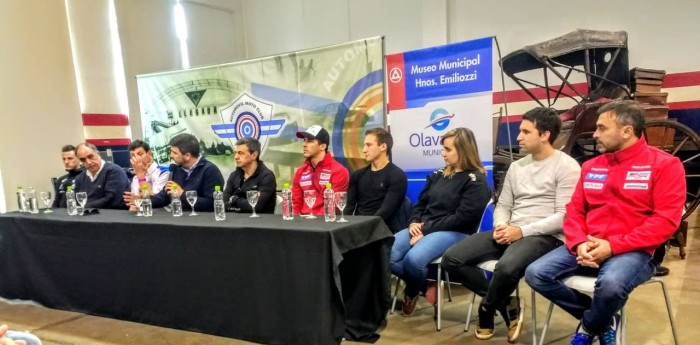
[40,191,53,214]
[247,190,260,218]
[75,192,88,216]
[335,191,348,223]
[185,190,198,216]
[303,190,317,219]
[133,192,144,216]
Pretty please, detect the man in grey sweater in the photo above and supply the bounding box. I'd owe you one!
[441,107,580,342]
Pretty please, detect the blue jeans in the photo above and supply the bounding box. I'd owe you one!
[390,228,467,298]
[525,246,655,334]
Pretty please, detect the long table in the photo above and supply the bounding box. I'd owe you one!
[0,210,394,345]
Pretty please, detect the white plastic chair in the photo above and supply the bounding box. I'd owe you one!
[535,275,680,345]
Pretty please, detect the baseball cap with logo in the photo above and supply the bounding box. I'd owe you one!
[296,125,330,146]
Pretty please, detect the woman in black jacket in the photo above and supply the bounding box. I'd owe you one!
[390,127,492,316]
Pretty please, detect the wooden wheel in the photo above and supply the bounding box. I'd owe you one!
[644,119,700,220]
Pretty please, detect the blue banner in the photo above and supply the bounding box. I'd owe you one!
[402,37,492,108]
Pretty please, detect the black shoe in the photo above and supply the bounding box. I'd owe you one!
[475,303,495,340]
[498,296,523,343]
[655,266,670,276]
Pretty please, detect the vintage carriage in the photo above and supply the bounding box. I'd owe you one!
[495,29,700,258]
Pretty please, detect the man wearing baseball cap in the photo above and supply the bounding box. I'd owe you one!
[292,125,349,215]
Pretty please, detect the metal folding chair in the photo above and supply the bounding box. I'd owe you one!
[535,275,680,345]
[433,199,495,331]
[462,260,535,344]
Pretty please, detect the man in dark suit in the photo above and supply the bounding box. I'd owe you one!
[73,143,130,209]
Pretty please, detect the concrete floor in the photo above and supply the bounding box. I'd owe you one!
[2,214,698,345]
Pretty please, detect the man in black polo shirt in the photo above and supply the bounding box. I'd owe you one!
[223,137,277,214]
[74,143,130,209]
[52,144,84,208]
[347,128,408,232]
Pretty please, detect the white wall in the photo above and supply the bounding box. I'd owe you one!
[241,0,448,58]
[236,0,698,94]
[116,0,182,140]
[183,1,242,66]
[67,0,126,114]
[447,0,700,91]
[0,0,84,212]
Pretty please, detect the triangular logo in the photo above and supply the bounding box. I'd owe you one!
[185,90,207,107]
[389,68,403,83]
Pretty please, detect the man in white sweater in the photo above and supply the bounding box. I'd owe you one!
[442,107,581,342]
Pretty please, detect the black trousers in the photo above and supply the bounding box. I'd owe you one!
[441,231,562,308]
[653,243,666,265]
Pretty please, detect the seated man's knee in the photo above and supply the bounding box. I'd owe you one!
[440,248,461,271]
[595,275,632,301]
[493,261,522,280]
[524,261,546,287]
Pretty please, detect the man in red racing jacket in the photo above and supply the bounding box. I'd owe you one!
[292,125,349,216]
[525,100,685,345]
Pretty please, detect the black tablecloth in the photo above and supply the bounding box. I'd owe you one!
[0,210,393,345]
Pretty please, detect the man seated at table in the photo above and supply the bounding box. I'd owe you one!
[52,144,84,208]
[122,139,169,211]
[525,100,686,345]
[292,125,349,215]
[73,143,130,209]
[151,133,224,212]
[223,137,277,214]
[441,107,581,342]
[346,128,407,231]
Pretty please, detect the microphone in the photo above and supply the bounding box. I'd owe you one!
[167,163,177,181]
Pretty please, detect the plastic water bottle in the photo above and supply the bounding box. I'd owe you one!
[171,186,183,217]
[27,186,39,214]
[16,186,27,212]
[141,185,153,217]
[214,185,226,221]
[282,183,293,220]
[324,183,336,222]
[66,186,78,216]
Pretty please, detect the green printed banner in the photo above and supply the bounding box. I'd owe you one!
[136,37,385,186]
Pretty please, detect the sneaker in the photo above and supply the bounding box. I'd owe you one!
[503,297,524,343]
[402,293,418,317]
[570,323,595,345]
[475,303,495,340]
[424,281,438,306]
[599,312,621,345]
[570,332,594,345]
